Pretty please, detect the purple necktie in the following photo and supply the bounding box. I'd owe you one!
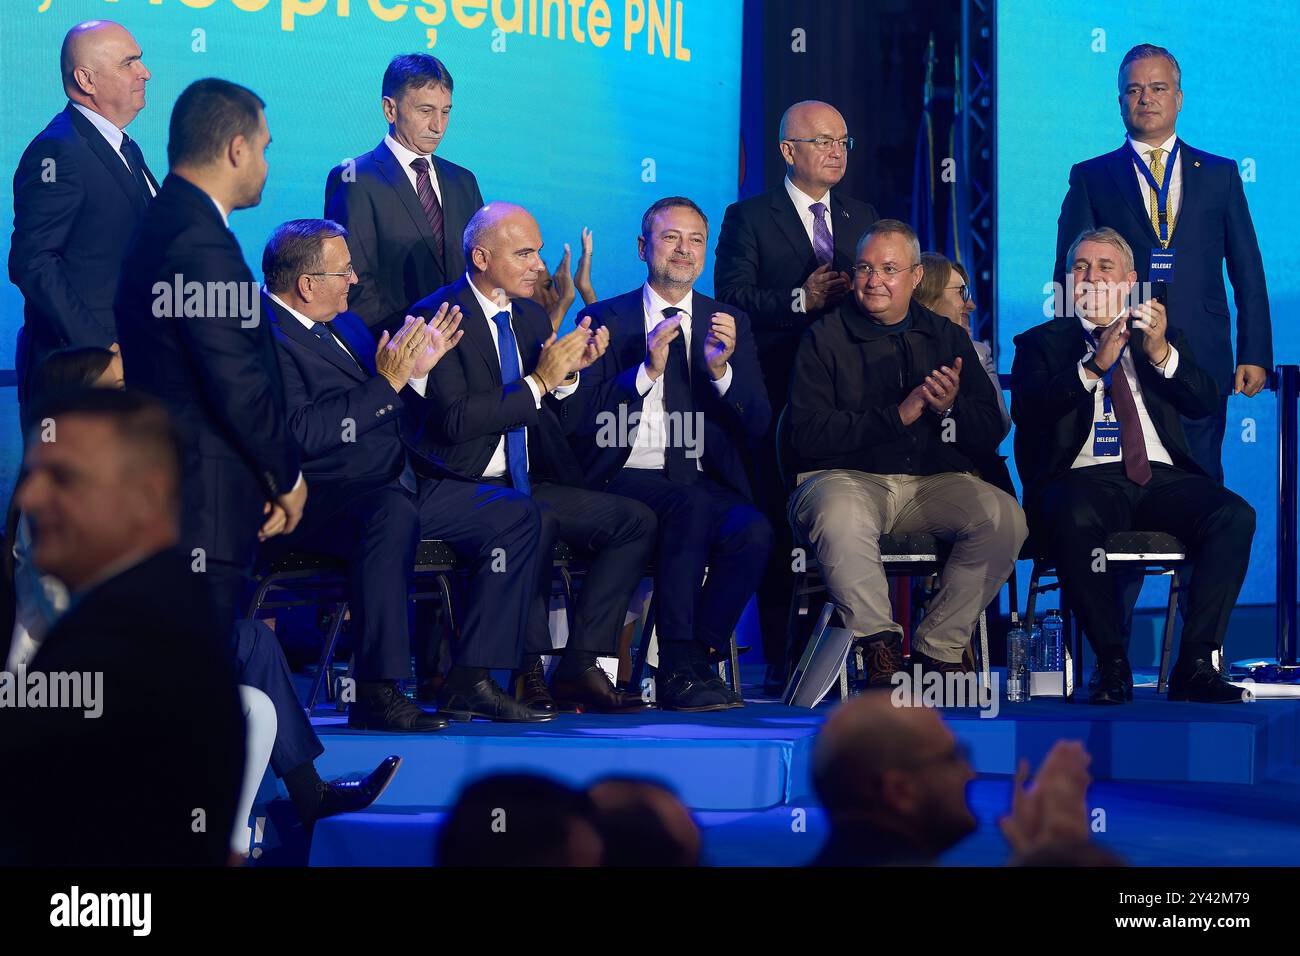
[809,201,834,265]
[1089,329,1152,486]
[409,157,445,259]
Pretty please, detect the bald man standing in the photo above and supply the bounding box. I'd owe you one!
[10,20,158,410]
[713,101,878,692]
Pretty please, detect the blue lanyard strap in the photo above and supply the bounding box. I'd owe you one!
[1130,139,1180,245]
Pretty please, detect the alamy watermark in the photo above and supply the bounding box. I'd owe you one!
[0,666,103,718]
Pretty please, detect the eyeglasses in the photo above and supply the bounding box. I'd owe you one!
[309,265,356,279]
[946,283,971,303]
[786,136,855,152]
[851,263,920,279]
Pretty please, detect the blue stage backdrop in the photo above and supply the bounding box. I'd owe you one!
[996,3,1299,607]
[0,0,743,350]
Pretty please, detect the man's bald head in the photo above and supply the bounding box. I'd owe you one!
[61,21,150,128]
[778,100,850,195]
[463,202,545,302]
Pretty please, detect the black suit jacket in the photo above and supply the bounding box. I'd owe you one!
[325,140,484,333]
[0,549,244,865]
[269,293,435,523]
[1053,141,1271,393]
[116,175,299,563]
[409,275,583,486]
[9,104,158,399]
[713,184,878,386]
[559,287,771,498]
[1010,316,1220,515]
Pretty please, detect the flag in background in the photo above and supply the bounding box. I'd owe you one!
[910,33,938,253]
[946,47,973,274]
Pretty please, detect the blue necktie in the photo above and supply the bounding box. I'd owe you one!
[660,306,699,484]
[488,310,531,495]
[309,321,332,342]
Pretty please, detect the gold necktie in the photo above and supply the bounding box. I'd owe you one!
[1148,148,1172,247]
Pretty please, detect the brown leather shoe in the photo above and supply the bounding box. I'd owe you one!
[551,663,650,714]
[513,658,557,714]
[856,632,903,686]
[911,648,973,677]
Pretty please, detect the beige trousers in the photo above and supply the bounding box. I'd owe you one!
[788,470,1027,663]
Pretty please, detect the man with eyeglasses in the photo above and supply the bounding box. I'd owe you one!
[714,100,879,693]
[786,220,1025,686]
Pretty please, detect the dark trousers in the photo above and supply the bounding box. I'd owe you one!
[231,619,324,777]
[606,468,772,653]
[1181,397,1228,484]
[282,475,543,675]
[527,482,657,657]
[1038,462,1254,660]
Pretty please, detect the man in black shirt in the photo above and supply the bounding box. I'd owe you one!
[787,220,1025,683]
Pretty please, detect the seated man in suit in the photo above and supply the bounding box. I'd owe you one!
[411,203,654,715]
[787,219,1025,684]
[561,197,772,712]
[9,20,159,410]
[325,53,484,333]
[266,218,553,725]
[1011,227,1254,704]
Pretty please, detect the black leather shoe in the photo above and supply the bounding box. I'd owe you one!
[691,661,744,708]
[348,681,450,732]
[1168,657,1248,703]
[315,755,402,822]
[1088,655,1133,705]
[513,658,557,714]
[657,667,736,712]
[438,676,557,722]
[551,663,650,714]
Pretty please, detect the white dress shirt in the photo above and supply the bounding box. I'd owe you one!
[268,290,429,397]
[466,276,578,479]
[626,284,732,471]
[385,133,443,206]
[1071,314,1179,471]
[784,176,833,250]
[71,102,157,198]
[1127,132,1182,236]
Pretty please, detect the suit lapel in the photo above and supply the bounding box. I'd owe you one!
[769,187,818,268]
[829,192,859,271]
[374,140,444,268]
[332,313,379,377]
[1172,141,1202,241]
[689,291,710,389]
[433,157,466,276]
[454,277,504,386]
[1106,142,1159,247]
[66,105,145,214]
[268,295,369,382]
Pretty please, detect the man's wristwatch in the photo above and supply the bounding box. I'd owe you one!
[1082,354,1108,378]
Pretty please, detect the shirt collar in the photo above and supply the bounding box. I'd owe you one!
[70,101,125,153]
[1079,313,1125,338]
[784,175,830,213]
[1127,131,1178,161]
[467,273,511,319]
[267,289,321,331]
[642,283,693,327]
[209,194,230,228]
[385,132,431,172]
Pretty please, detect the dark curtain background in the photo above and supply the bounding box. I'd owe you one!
[740,0,962,220]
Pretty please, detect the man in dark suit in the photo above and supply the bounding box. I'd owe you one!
[326,54,484,333]
[1053,43,1271,482]
[116,78,306,640]
[9,21,158,408]
[268,218,554,724]
[713,100,879,690]
[562,197,772,712]
[1013,228,1255,705]
[411,203,655,715]
[0,389,242,865]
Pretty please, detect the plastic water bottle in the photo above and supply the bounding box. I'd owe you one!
[1005,614,1029,703]
[1041,610,1065,672]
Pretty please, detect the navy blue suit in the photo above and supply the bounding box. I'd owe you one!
[325,141,483,333]
[116,174,300,637]
[1054,140,1272,479]
[269,294,542,672]
[409,276,656,659]
[9,105,158,403]
[559,287,773,652]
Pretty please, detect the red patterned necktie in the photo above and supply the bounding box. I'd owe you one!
[409,157,445,259]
